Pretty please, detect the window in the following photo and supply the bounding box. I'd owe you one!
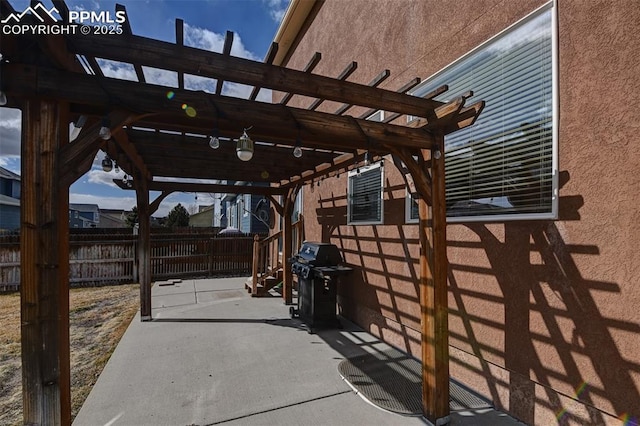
[406,192,419,223]
[409,4,557,221]
[243,194,250,217]
[348,162,384,225]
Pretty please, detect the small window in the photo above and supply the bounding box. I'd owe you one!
[405,191,419,223]
[348,162,384,225]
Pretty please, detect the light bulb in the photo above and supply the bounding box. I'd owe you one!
[101,155,113,172]
[364,151,370,166]
[209,135,220,149]
[293,145,302,158]
[236,130,254,161]
[99,126,111,140]
[433,150,442,160]
[0,91,7,106]
[114,163,120,173]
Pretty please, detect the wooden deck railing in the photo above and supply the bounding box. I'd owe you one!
[251,216,304,294]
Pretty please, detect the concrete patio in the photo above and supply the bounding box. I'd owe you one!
[73,277,524,426]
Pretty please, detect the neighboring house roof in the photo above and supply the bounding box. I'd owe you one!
[98,213,128,228]
[69,203,99,213]
[0,166,20,181]
[0,194,20,207]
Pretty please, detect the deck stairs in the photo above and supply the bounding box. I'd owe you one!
[245,266,283,296]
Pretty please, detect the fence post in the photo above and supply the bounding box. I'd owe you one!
[252,234,260,294]
[208,237,214,276]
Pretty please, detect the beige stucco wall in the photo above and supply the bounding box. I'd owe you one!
[281,0,640,424]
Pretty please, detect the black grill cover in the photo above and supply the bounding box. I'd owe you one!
[294,242,344,266]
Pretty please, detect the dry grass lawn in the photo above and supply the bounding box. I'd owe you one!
[0,284,139,425]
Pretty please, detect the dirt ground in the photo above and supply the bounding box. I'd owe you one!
[0,284,139,425]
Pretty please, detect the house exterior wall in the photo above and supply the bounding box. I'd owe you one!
[0,204,20,230]
[189,208,214,227]
[284,0,640,424]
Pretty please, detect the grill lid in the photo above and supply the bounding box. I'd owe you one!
[293,242,344,266]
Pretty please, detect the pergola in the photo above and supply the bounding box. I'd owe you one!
[0,1,483,424]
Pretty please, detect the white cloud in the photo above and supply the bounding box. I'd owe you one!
[141,66,178,88]
[184,74,216,93]
[97,59,137,81]
[86,167,127,188]
[263,0,290,23]
[183,23,260,61]
[0,108,21,159]
[70,192,136,212]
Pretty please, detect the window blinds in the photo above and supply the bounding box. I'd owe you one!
[413,8,554,219]
[349,165,383,223]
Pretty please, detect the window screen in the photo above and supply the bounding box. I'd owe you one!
[411,6,556,221]
[348,163,383,224]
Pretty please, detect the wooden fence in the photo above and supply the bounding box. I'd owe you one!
[0,232,257,292]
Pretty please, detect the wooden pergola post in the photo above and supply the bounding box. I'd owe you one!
[281,186,299,305]
[419,137,450,424]
[20,99,72,425]
[135,177,152,321]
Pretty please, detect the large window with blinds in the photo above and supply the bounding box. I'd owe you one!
[409,4,557,221]
[348,162,384,225]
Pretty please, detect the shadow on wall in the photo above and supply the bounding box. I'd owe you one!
[313,172,640,425]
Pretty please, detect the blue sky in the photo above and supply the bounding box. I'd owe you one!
[0,0,289,216]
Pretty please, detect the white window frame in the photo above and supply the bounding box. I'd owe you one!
[405,190,419,224]
[243,194,250,217]
[367,110,384,122]
[347,161,384,225]
[407,2,558,223]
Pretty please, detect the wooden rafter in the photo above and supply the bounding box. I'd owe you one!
[335,69,390,116]
[249,42,279,101]
[176,19,184,89]
[116,4,145,83]
[357,77,422,120]
[64,33,444,117]
[215,31,234,95]
[308,61,358,111]
[280,51,322,105]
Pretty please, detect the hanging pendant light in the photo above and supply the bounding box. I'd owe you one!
[236,128,253,161]
[101,154,113,172]
[98,116,111,140]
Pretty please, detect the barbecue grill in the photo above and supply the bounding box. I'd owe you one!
[289,242,352,332]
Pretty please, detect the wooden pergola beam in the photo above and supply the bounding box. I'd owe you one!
[4,64,438,150]
[66,33,443,117]
[280,51,322,106]
[215,31,234,95]
[335,69,390,116]
[110,126,152,181]
[280,151,367,188]
[176,19,184,89]
[115,4,145,83]
[143,181,288,196]
[356,77,423,120]
[249,42,279,101]
[59,111,131,185]
[308,61,357,111]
